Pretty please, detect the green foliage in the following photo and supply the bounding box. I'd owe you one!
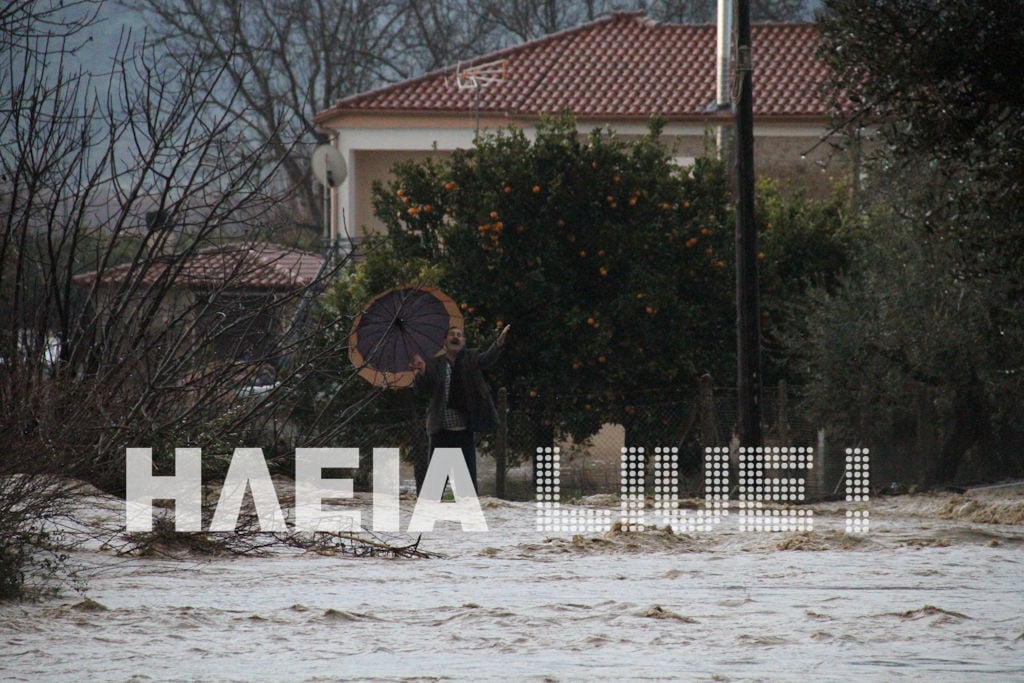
[322,236,445,319]
[798,0,1024,485]
[0,528,71,600]
[819,0,1024,277]
[756,179,854,383]
[371,156,453,261]
[819,0,1024,165]
[790,215,1024,485]
[0,476,81,601]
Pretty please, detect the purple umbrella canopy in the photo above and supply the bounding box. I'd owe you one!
[348,285,464,388]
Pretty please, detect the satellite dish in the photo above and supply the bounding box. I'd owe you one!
[311,145,347,188]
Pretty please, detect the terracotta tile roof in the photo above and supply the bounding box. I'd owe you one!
[73,243,324,292]
[316,12,827,123]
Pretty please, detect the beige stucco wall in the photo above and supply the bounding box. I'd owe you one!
[343,127,852,241]
[352,149,453,239]
[753,134,853,196]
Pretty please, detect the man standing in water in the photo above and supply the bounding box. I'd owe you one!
[409,324,510,495]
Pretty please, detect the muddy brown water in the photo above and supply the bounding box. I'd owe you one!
[1,483,1022,681]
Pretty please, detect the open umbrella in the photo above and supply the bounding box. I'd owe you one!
[348,285,463,388]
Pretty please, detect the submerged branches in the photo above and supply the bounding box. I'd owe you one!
[107,511,439,559]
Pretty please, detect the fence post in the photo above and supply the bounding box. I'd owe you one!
[816,427,829,500]
[699,373,718,447]
[495,387,508,499]
[777,378,789,445]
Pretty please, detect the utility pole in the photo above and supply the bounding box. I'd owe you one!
[715,0,733,154]
[734,0,762,448]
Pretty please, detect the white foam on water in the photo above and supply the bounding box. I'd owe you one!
[2,488,1022,681]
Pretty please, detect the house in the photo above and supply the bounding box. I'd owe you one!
[72,242,325,370]
[313,11,843,251]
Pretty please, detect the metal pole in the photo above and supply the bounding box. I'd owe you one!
[734,0,762,448]
[323,159,334,264]
[495,387,508,499]
[715,0,734,156]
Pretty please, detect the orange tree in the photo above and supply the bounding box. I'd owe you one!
[372,114,735,452]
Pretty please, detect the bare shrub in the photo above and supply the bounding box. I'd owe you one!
[0,1,379,598]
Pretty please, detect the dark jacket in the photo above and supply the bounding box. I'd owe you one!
[415,342,502,434]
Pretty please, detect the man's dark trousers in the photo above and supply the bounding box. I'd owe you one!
[417,429,478,496]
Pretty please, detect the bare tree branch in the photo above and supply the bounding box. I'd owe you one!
[1,0,383,597]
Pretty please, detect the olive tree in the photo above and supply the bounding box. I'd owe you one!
[789,0,1024,487]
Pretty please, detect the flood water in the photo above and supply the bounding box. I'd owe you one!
[2,482,1022,681]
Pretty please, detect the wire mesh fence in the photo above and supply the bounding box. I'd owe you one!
[329,378,848,500]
